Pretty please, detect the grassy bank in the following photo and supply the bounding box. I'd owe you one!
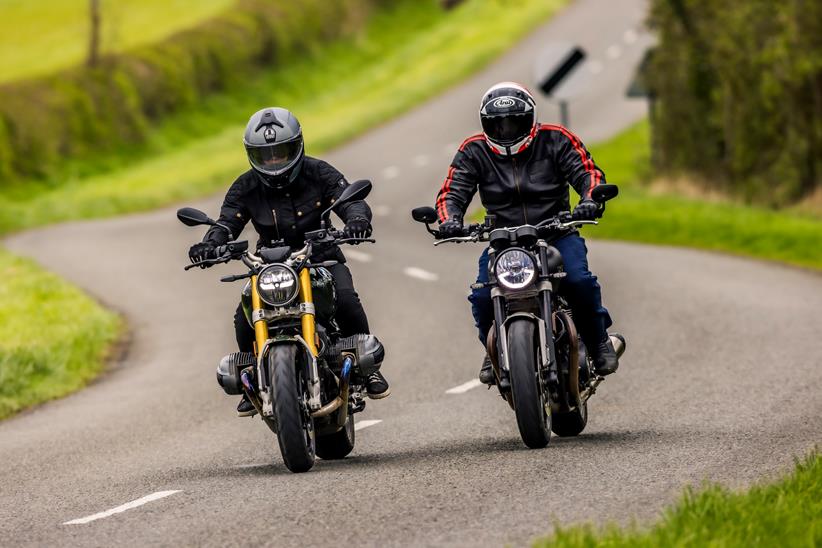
[534,451,821,547]
[0,0,234,83]
[0,0,568,234]
[0,249,121,419]
[585,122,822,271]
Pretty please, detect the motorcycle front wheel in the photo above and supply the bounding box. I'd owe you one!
[507,319,551,448]
[270,345,316,473]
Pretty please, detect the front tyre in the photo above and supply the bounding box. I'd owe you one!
[316,412,355,460]
[270,345,316,473]
[507,319,551,448]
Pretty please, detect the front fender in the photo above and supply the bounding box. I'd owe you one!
[500,312,550,371]
[258,335,322,412]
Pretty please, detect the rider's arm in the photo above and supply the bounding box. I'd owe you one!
[436,144,480,223]
[549,125,607,200]
[204,176,251,245]
[320,160,373,224]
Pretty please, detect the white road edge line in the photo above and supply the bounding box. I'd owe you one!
[355,419,382,431]
[403,267,439,282]
[446,379,483,394]
[382,166,400,180]
[413,154,430,167]
[63,490,181,525]
[346,250,373,263]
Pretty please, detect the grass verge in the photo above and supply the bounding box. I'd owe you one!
[0,0,234,84]
[533,451,821,547]
[0,249,121,419]
[0,0,568,234]
[585,122,822,271]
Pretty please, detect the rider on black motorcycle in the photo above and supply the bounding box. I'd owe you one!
[189,107,390,415]
[435,82,619,384]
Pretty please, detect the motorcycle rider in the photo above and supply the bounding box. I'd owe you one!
[189,107,390,415]
[435,82,619,384]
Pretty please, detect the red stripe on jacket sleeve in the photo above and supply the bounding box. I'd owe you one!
[540,124,601,198]
[437,134,485,221]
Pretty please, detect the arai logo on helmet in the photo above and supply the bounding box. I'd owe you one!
[493,97,517,109]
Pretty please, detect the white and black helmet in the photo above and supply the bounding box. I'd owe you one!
[479,82,538,156]
[243,107,304,190]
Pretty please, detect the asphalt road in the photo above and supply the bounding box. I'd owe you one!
[3,1,821,546]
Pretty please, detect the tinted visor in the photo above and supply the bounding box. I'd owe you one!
[481,112,534,145]
[246,137,303,176]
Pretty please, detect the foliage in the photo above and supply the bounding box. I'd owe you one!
[0,249,121,419]
[648,0,822,206]
[0,0,234,84]
[533,451,822,547]
[0,0,387,182]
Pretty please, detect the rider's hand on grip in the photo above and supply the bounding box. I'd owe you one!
[188,242,216,268]
[343,217,373,239]
[438,218,464,238]
[572,200,599,221]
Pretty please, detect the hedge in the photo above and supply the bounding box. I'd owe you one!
[0,0,387,184]
[647,0,822,206]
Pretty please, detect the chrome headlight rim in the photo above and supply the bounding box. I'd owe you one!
[494,248,537,290]
[256,264,299,307]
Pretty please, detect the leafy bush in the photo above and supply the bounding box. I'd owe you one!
[648,0,822,206]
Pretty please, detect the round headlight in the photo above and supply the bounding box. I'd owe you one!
[494,249,536,290]
[257,265,299,306]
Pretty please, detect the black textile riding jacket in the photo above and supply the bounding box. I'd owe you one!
[203,157,371,262]
[436,124,606,226]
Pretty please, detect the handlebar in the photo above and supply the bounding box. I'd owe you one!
[431,216,598,246]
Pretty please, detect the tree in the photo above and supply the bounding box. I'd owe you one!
[88,0,101,67]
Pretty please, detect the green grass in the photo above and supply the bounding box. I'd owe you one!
[534,451,822,547]
[0,0,568,235]
[0,0,234,84]
[584,122,822,271]
[0,249,121,419]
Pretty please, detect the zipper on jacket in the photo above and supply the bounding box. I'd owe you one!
[272,208,281,241]
[512,157,529,224]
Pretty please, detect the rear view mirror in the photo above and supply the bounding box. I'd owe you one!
[177,207,214,227]
[411,206,438,224]
[591,184,619,203]
[321,179,373,228]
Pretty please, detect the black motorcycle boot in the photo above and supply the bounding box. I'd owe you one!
[479,354,495,385]
[591,337,619,376]
[237,394,257,417]
[366,371,391,399]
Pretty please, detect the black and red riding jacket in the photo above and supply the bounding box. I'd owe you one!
[435,124,606,226]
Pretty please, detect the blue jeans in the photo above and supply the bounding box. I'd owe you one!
[468,233,612,349]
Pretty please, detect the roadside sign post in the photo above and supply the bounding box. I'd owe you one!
[533,43,587,128]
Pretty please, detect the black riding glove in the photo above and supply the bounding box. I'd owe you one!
[189,242,216,267]
[438,218,464,238]
[343,217,373,239]
[572,200,600,220]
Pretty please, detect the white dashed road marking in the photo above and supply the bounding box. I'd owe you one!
[355,419,382,431]
[606,45,622,59]
[63,491,181,525]
[588,60,604,74]
[445,379,483,394]
[346,250,372,263]
[413,155,430,167]
[374,204,392,217]
[382,166,400,180]
[403,267,439,282]
[623,29,638,44]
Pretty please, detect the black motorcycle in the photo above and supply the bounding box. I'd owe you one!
[178,180,385,472]
[412,184,625,448]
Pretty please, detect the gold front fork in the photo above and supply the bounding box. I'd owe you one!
[298,268,319,357]
[250,275,270,354]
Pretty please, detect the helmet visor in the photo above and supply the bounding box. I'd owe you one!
[246,137,303,176]
[481,112,534,146]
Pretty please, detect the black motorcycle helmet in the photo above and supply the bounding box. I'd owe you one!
[479,82,538,156]
[243,107,304,190]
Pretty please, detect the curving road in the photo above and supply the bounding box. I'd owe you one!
[3,1,821,546]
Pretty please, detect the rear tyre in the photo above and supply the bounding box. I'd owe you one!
[507,319,551,449]
[552,402,587,437]
[270,345,316,473]
[316,412,355,460]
